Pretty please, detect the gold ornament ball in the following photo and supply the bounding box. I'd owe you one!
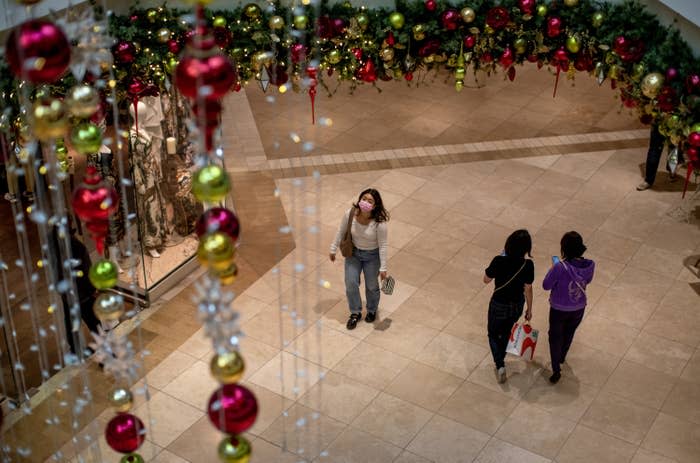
[156,28,171,43]
[607,64,621,81]
[388,12,405,30]
[293,14,308,30]
[108,387,133,413]
[564,0,579,6]
[412,24,426,41]
[327,49,342,65]
[631,63,645,82]
[216,262,238,285]
[165,56,179,75]
[455,80,464,92]
[565,35,581,54]
[197,232,235,271]
[192,164,231,203]
[591,11,604,28]
[380,48,395,62]
[269,15,285,30]
[455,67,466,80]
[251,50,275,71]
[356,13,369,31]
[641,72,664,99]
[146,8,158,23]
[213,16,227,28]
[218,435,252,463]
[66,84,100,118]
[32,98,68,141]
[460,7,476,23]
[536,4,548,17]
[93,293,125,322]
[70,122,103,155]
[89,259,119,290]
[210,351,245,383]
[243,3,262,20]
[484,24,495,35]
[513,37,527,55]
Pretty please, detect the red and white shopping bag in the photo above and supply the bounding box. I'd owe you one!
[506,322,539,360]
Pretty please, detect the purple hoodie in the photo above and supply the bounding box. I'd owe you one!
[542,258,595,311]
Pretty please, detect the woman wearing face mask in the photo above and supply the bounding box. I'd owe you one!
[330,189,390,330]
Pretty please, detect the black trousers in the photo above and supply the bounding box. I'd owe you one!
[644,125,681,185]
[548,307,585,374]
[487,298,523,369]
[62,294,101,355]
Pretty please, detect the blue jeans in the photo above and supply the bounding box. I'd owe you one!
[344,248,380,315]
[487,298,524,369]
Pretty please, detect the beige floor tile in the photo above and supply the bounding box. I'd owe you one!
[438,381,519,435]
[407,415,490,463]
[391,198,447,228]
[249,438,305,463]
[491,161,546,186]
[575,313,640,357]
[393,450,433,463]
[237,336,281,379]
[608,267,675,305]
[403,230,467,263]
[591,289,659,329]
[470,223,517,255]
[588,230,643,264]
[351,392,433,448]
[468,355,542,400]
[164,415,222,462]
[495,403,576,459]
[387,219,425,249]
[248,352,326,401]
[134,391,203,448]
[642,413,700,463]
[442,305,490,349]
[475,437,552,463]
[628,244,687,278]
[297,371,380,424]
[387,250,445,287]
[422,264,483,303]
[549,155,606,181]
[645,220,700,256]
[260,403,346,460]
[449,191,510,222]
[415,332,489,379]
[680,348,700,383]
[603,360,676,409]
[233,293,271,323]
[364,312,439,359]
[581,391,658,445]
[374,170,428,197]
[377,280,418,314]
[332,341,411,390]
[428,210,490,243]
[492,204,553,235]
[146,350,198,390]
[323,427,403,463]
[661,379,700,426]
[513,186,569,216]
[522,375,599,422]
[244,306,309,348]
[385,361,462,412]
[162,360,220,411]
[624,333,693,376]
[643,304,700,349]
[584,255,626,288]
[392,288,466,330]
[242,382,294,437]
[286,324,361,369]
[410,179,469,209]
[177,330,213,360]
[321,299,376,339]
[556,424,638,463]
[631,448,679,463]
[150,449,189,463]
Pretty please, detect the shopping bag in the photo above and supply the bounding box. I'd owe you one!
[506,322,538,360]
[381,275,395,295]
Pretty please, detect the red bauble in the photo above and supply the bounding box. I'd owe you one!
[113,41,136,64]
[127,78,146,98]
[463,35,476,49]
[332,18,346,36]
[357,60,377,82]
[6,19,70,83]
[657,86,678,112]
[105,414,145,454]
[214,27,233,49]
[526,54,539,63]
[175,49,236,100]
[552,47,569,70]
[686,146,699,161]
[688,131,700,148]
[665,68,679,82]
[486,7,510,30]
[425,0,437,12]
[270,64,289,86]
[440,9,461,31]
[207,384,258,435]
[612,36,626,55]
[386,31,396,47]
[546,17,562,38]
[518,0,535,15]
[196,208,241,240]
[352,48,363,61]
[686,74,700,94]
[186,24,216,51]
[481,52,494,63]
[418,39,441,58]
[72,167,119,225]
[500,47,514,69]
[168,39,181,54]
[316,16,334,39]
[405,72,414,81]
[290,43,307,64]
[192,100,222,130]
[574,54,592,72]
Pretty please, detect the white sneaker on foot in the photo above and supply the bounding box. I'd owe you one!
[496,367,507,384]
[636,181,651,191]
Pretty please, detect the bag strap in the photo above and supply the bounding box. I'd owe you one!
[561,261,586,293]
[343,207,355,240]
[494,260,527,293]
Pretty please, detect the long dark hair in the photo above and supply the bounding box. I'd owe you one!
[354,188,390,223]
[504,229,532,258]
[561,231,587,260]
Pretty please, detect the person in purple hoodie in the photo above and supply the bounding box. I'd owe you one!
[543,231,595,384]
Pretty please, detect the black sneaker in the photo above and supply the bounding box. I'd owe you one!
[549,371,561,384]
[365,312,376,323]
[346,313,361,330]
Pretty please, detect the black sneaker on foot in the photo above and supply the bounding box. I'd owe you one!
[346,313,361,330]
[549,371,561,384]
[365,312,376,323]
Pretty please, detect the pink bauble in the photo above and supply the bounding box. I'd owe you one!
[440,9,461,31]
[168,39,181,54]
[500,47,514,69]
[332,18,346,35]
[175,51,236,100]
[518,0,535,15]
[546,17,562,38]
[688,131,700,148]
[6,19,70,83]
[686,74,700,94]
[105,414,145,454]
[196,207,241,240]
[686,146,698,161]
[127,78,146,98]
[207,384,258,435]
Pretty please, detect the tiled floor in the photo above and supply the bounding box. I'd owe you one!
[5,66,700,463]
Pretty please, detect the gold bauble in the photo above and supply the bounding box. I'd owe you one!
[243,3,262,20]
[108,387,133,413]
[513,38,527,55]
[293,15,308,30]
[146,8,158,23]
[156,28,171,43]
[591,11,604,28]
[218,435,251,463]
[197,232,235,271]
[193,164,231,202]
[460,7,476,23]
[210,351,245,383]
[93,293,124,321]
[607,64,621,81]
[564,0,579,6]
[455,80,464,92]
[327,49,342,64]
[32,98,68,141]
[641,72,664,99]
[412,24,426,41]
[380,48,395,62]
[484,24,495,35]
[251,50,275,71]
[631,63,645,82]
[269,15,285,30]
[66,84,100,118]
[216,262,238,285]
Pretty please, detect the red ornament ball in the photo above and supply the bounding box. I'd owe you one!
[686,74,700,94]
[486,7,511,30]
[357,60,377,82]
[547,17,562,38]
[168,39,181,54]
[440,9,461,31]
[207,384,258,435]
[686,146,699,161]
[290,43,307,64]
[425,0,437,12]
[500,47,514,69]
[175,50,237,100]
[665,68,679,82]
[196,207,241,240]
[113,41,137,64]
[127,78,146,98]
[688,131,700,148]
[518,0,536,15]
[72,167,119,224]
[463,35,476,49]
[6,19,70,83]
[105,413,145,454]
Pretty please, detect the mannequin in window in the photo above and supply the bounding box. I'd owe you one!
[129,99,167,258]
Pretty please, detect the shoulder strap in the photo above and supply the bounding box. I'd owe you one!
[561,261,586,293]
[493,260,527,293]
[344,207,355,240]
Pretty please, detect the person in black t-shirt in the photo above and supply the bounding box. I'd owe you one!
[483,229,535,384]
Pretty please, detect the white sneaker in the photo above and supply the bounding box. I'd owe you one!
[497,367,507,384]
[636,181,651,191]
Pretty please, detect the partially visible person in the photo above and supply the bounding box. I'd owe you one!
[637,123,684,191]
[543,231,595,384]
[330,189,389,330]
[483,229,534,384]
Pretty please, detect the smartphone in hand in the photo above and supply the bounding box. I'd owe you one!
[552,255,560,265]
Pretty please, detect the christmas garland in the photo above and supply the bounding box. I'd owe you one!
[2,0,700,161]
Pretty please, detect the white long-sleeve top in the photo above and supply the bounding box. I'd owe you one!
[330,208,388,271]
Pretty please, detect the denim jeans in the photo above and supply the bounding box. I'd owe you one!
[344,247,380,315]
[487,298,524,369]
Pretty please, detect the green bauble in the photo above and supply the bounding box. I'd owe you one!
[412,24,426,41]
[388,12,405,29]
[243,3,261,20]
[213,16,227,28]
[591,11,604,28]
[89,259,119,290]
[356,13,369,30]
[120,454,144,463]
[565,35,581,54]
[146,9,158,23]
[327,49,342,65]
[192,165,231,202]
[70,122,103,155]
[536,4,548,17]
[293,14,308,30]
[631,63,645,82]
[218,435,252,463]
[513,37,527,55]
